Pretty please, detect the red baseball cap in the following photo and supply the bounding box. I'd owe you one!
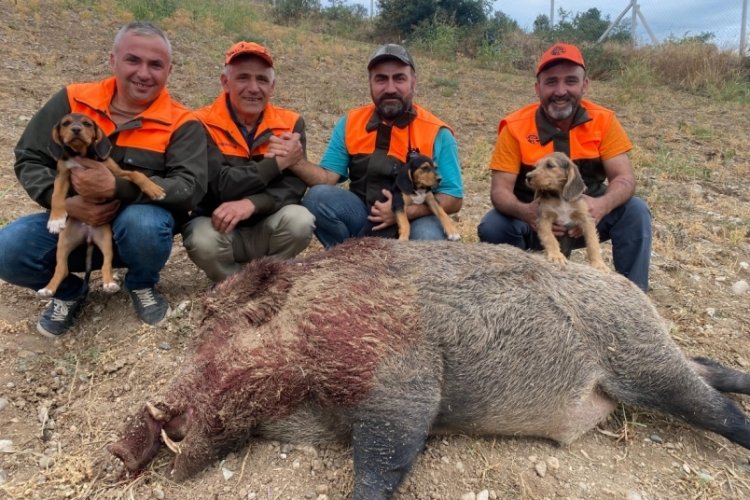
[225,41,273,67]
[536,43,585,75]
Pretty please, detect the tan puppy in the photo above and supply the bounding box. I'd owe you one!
[38,113,166,297]
[526,152,607,272]
[392,154,460,241]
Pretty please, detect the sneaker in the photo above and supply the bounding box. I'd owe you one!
[37,296,86,338]
[128,287,170,325]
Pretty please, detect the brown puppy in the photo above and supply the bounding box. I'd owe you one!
[526,152,607,272]
[392,154,460,241]
[38,113,166,297]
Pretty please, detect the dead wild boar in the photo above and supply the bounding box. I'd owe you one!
[109,238,750,499]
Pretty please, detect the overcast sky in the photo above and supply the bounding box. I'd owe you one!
[495,0,746,48]
[350,0,747,50]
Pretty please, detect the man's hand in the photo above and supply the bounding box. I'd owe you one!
[65,195,120,226]
[266,132,303,170]
[70,157,116,201]
[369,189,396,231]
[211,199,255,234]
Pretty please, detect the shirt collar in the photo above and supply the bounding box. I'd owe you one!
[535,104,591,145]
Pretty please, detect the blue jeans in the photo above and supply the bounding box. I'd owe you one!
[302,184,449,248]
[477,197,652,292]
[0,205,175,300]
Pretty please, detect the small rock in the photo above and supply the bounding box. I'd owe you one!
[732,280,749,295]
[316,496,329,500]
[476,490,489,500]
[0,468,7,485]
[649,433,663,444]
[455,461,464,472]
[535,461,547,477]
[158,342,172,350]
[221,467,234,480]
[38,456,54,469]
[152,487,165,499]
[705,308,716,318]
[697,471,713,482]
[0,398,9,412]
[740,261,749,271]
[489,491,498,500]
[546,456,559,470]
[0,440,14,453]
[315,484,329,494]
[626,492,643,500]
[460,494,475,500]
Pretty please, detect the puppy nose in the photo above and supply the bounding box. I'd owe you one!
[71,126,82,134]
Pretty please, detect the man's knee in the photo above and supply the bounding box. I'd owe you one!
[182,217,224,260]
[114,205,175,245]
[477,209,517,245]
[275,205,315,240]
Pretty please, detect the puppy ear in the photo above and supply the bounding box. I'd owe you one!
[92,127,113,160]
[395,163,414,193]
[48,123,64,161]
[561,159,586,201]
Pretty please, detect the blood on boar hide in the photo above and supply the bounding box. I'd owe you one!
[109,238,750,499]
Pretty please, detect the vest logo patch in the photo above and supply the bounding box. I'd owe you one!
[527,134,540,144]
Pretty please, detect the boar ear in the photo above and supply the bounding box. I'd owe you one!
[163,406,194,441]
[562,160,586,202]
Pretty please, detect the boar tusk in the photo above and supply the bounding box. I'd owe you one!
[161,429,182,454]
[146,402,168,422]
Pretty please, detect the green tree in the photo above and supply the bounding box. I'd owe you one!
[377,0,491,38]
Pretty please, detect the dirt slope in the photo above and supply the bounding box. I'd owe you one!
[1,2,750,499]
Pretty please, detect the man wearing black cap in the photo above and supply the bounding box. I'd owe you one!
[282,43,463,247]
[477,42,652,292]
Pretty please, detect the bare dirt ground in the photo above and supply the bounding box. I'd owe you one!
[1,1,750,499]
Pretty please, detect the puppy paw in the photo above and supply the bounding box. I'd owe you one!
[37,288,54,298]
[102,282,120,294]
[145,186,166,201]
[47,217,67,234]
[447,233,461,241]
[547,253,568,266]
[592,261,609,272]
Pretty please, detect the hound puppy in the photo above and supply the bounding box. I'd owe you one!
[38,113,166,297]
[526,152,607,272]
[391,154,460,241]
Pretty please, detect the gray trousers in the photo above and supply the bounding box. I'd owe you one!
[182,204,315,282]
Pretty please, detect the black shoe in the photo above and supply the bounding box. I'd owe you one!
[37,295,86,338]
[128,287,170,325]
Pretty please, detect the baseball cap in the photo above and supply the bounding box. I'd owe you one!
[367,44,415,71]
[536,43,585,75]
[225,41,273,67]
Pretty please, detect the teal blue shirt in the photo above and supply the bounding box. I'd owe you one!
[320,116,464,198]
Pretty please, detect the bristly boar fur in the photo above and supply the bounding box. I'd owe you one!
[109,238,750,499]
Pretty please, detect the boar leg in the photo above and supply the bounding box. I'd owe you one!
[350,358,442,499]
[602,358,750,450]
[691,357,750,394]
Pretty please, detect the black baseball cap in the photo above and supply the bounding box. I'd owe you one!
[367,44,416,71]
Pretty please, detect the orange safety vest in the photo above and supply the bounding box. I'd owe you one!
[344,103,451,206]
[496,99,632,202]
[66,77,194,155]
[195,95,300,159]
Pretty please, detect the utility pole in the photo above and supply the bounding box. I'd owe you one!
[598,0,657,46]
[741,0,748,55]
[550,0,554,27]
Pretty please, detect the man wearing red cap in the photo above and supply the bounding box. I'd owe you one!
[281,43,463,247]
[477,42,652,292]
[181,41,314,282]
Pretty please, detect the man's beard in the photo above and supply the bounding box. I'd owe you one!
[376,94,409,120]
[544,97,576,121]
